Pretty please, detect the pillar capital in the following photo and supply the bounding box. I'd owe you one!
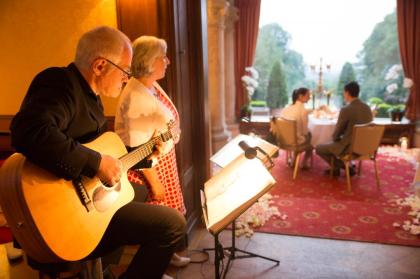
[224,5,238,30]
[207,0,229,28]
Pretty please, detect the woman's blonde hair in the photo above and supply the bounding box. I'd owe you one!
[131,36,167,78]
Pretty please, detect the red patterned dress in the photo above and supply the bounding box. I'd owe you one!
[127,86,186,215]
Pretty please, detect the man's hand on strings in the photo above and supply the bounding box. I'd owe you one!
[98,154,122,186]
[147,130,165,167]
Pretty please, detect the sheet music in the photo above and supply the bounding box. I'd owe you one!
[200,190,209,228]
[204,155,275,234]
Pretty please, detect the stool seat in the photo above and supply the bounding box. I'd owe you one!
[27,256,103,279]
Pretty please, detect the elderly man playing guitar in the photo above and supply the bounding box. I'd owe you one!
[2,26,186,279]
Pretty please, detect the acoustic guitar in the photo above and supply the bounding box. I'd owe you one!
[0,127,173,263]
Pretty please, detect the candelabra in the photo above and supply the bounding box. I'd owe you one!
[310,58,332,109]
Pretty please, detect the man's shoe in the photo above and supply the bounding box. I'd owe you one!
[5,243,23,261]
[301,165,311,171]
[170,253,191,267]
[324,168,340,177]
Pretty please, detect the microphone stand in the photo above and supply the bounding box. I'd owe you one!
[203,141,280,279]
[255,146,275,170]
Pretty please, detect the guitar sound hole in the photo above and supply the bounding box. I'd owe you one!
[92,182,121,212]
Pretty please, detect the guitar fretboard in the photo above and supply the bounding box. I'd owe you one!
[120,130,172,171]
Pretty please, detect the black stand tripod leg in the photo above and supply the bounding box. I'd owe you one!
[230,247,280,264]
[202,221,280,279]
[222,223,236,278]
[214,233,220,279]
[203,233,223,279]
[225,219,280,266]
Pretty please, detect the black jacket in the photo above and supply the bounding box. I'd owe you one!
[11,63,105,180]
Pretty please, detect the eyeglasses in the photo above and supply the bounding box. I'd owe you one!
[103,57,131,78]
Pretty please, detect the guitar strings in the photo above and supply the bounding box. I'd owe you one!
[120,130,172,171]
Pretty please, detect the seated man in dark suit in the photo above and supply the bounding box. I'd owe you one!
[316,81,373,176]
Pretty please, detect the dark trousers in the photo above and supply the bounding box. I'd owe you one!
[99,185,150,267]
[316,142,345,170]
[86,198,186,279]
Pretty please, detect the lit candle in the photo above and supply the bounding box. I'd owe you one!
[400,137,408,150]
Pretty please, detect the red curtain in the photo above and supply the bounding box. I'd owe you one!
[397,0,420,121]
[234,0,261,118]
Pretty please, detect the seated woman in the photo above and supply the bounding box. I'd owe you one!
[279,87,312,169]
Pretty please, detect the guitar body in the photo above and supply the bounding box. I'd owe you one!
[0,132,134,263]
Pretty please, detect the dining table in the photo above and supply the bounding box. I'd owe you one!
[307,115,337,146]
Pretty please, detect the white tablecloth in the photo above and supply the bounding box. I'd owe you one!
[308,116,337,146]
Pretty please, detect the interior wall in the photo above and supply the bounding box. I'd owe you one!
[0,0,119,116]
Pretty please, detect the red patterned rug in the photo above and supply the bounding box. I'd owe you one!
[255,148,420,247]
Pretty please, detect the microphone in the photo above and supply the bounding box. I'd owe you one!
[238,140,257,159]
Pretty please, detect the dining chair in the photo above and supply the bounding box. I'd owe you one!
[331,123,385,192]
[270,117,313,179]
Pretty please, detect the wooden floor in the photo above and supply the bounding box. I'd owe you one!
[2,223,420,278]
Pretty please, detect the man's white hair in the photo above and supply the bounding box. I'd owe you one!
[74,26,131,71]
[131,36,167,78]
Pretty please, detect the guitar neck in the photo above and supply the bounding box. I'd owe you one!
[120,130,172,170]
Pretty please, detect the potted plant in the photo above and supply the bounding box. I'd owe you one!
[376,103,392,118]
[240,104,252,119]
[383,64,412,121]
[388,104,405,122]
[240,67,259,120]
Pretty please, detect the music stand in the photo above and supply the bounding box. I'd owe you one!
[201,135,280,279]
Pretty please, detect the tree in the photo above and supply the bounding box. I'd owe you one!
[283,49,305,91]
[336,62,356,106]
[357,10,401,101]
[253,23,305,101]
[266,61,288,108]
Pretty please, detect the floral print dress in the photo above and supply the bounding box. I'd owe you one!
[127,85,186,215]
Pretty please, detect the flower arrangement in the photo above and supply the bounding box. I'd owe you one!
[370,64,412,118]
[384,64,412,114]
[240,67,259,118]
[241,66,259,99]
[385,64,414,90]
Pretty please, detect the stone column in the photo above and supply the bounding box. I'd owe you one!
[224,2,239,137]
[207,0,231,152]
